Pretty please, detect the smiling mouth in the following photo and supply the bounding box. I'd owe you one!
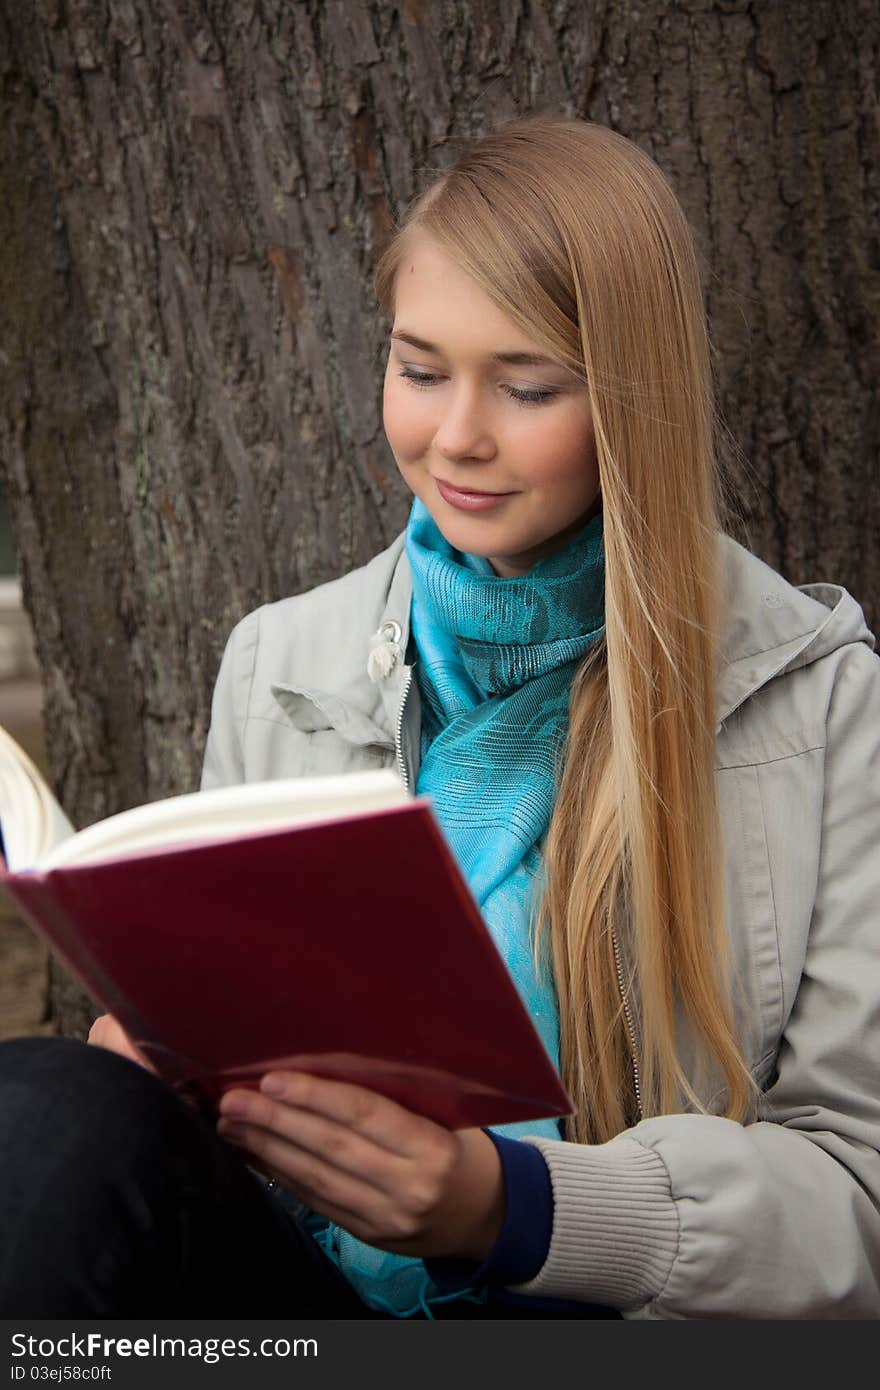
[435,480,515,497]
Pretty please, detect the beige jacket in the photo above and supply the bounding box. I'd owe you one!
[202,531,880,1320]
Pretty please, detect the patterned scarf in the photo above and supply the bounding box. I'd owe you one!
[321,496,605,1317]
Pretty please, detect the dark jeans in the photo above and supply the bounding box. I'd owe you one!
[0,1036,374,1317]
[0,1037,619,1319]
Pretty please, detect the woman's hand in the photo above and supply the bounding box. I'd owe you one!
[87,1013,156,1072]
[217,1072,505,1261]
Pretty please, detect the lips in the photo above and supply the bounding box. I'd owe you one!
[436,480,510,498]
[435,478,516,511]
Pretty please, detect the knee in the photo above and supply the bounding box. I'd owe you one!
[0,1038,205,1314]
[0,1036,181,1165]
[0,1034,150,1105]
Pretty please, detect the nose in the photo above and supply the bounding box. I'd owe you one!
[432,384,496,463]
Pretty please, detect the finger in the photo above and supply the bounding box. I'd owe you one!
[89,1017,154,1071]
[218,1088,425,1194]
[217,1119,397,1239]
[87,1015,113,1046]
[256,1071,444,1157]
[89,1016,133,1058]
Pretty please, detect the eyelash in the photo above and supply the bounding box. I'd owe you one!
[396,368,558,407]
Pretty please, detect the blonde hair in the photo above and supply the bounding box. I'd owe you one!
[374,115,754,1143]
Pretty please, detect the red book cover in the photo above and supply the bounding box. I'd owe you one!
[1,798,573,1130]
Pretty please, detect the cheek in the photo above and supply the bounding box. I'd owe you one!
[516,410,596,489]
[383,378,433,464]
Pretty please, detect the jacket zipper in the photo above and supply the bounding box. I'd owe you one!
[612,923,642,1118]
[394,667,414,794]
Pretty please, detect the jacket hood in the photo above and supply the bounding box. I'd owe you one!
[714,534,875,727]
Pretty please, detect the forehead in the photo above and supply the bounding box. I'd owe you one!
[391,235,542,355]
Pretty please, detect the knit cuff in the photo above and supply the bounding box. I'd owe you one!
[509,1135,679,1309]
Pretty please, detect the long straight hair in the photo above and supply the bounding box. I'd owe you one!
[374,116,754,1142]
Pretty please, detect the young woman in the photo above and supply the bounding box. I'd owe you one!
[2,115,878,1320]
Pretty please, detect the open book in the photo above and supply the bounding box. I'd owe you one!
[0,724,572,1129]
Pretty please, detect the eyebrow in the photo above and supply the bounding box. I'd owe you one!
[390,330,563,370]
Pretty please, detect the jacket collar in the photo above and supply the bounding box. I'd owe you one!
[379,530,874,730]
[269,528,873,742]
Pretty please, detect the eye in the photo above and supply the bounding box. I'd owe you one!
[397,367,559,407]
[503,385,559,406]
[398,368,441,389]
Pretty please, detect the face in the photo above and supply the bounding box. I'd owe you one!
[382,235,600,578]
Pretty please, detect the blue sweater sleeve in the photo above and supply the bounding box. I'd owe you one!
[425,1131,553,1290]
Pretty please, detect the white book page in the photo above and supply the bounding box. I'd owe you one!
[0,724,74,870]
[38,768,409,871]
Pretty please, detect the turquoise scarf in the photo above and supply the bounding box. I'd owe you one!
[318,497,605,1316]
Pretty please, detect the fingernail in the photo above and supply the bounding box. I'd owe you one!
[219,1094,254,1120]
[261,1075,287,1098]
[216,1118,245,1140]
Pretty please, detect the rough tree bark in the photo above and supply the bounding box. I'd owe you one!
[0,0,877,1036]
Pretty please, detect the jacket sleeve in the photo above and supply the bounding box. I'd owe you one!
[513,640,880,1319]
[200,610,260,791]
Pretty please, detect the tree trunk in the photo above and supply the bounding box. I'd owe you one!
[0,0,877,1036]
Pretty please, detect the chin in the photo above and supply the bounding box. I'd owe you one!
[428,513,504,554]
